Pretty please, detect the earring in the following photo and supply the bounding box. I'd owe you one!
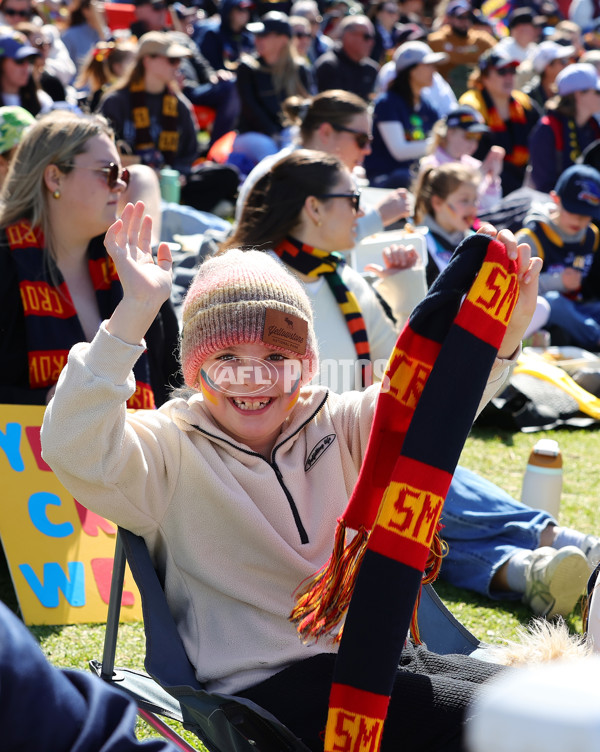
[317,219,322,227]
[52,190,61,199]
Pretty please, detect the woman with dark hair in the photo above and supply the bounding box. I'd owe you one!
[367,0,402,66]
[459,46,541,196]
[364,40,447,188]
[0,28,52,115]
[61,0,110,75]
[529,63,600,193]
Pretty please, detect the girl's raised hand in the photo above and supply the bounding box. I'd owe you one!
[104,201,173,345]
[364,244,419,277]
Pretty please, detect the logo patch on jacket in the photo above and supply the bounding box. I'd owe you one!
[305,434,336,472]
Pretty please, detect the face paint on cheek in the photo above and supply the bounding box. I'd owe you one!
[199,368,220,405]
[284,372,302,412]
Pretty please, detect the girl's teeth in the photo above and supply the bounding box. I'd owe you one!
[232,398,270,411]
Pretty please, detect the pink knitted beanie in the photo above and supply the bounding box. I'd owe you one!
[180,249,319,388]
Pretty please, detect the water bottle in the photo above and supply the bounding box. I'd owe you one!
[520,438,563,519]
[159,168,181,204]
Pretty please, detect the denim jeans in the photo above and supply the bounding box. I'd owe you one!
[545,290,600,350]
[440,466,555,599]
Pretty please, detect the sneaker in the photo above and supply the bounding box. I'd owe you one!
[581,535,600,569]
[523,546,590,618]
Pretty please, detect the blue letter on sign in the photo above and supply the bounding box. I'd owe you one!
[29,492,74,538]
[0,422,24,472]
[19,562,86,607]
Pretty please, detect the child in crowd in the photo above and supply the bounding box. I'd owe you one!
[418,105,505,214]
[41,201,540,751]
[414,163,551,338]
[516,163,600,350]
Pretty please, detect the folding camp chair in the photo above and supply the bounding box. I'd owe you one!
[91,528,480,751]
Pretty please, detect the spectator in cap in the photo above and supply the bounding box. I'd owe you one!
[364,40,448,188]
[314,15,379,101]
[529,63,600,192]
[192,0,255,72]
[495,7,546,65]
[427,0,497,98]
[418,105,504,212]
[290,0,335,64]
[99,31,199,177]
[0,27,53,115]
[459,45,541,195]
[130,0,170,39]
[229,12,311,174]
[0,102,31,185]
[516,163,600,349]
[60,0,110,77]
[521,39,575,108]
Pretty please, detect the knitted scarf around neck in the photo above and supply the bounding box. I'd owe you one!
[7,219,155,409]
[482,88,530,168]
[130,80,180,164]
[274,237,372,387]
[289,233,519,751]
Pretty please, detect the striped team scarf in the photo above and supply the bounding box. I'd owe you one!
[130,80,180,164]
[7,219,155,409]
[273,237,372,387]
[290,233,519,751]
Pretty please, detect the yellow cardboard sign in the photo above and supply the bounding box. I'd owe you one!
[0,404,142,625]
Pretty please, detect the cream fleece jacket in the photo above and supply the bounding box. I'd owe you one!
[41,323,512,695]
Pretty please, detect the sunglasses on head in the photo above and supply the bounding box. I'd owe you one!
[315,191,361,212]
[61,161,130,189]
[3,7,31,16]
[331,123,373,149]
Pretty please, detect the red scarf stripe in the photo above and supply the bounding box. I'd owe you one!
[19,280,76,319]
[28,350,69,389]
[88,256,118,290]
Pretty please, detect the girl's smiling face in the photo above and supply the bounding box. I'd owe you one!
[431,182,479,234]
[198,342,303,457]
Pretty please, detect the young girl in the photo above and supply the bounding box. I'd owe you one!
[413,162,481,287]
[41,201,539,751]
[418,105,505,213]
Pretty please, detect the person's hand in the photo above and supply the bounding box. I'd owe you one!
[364,244,419,278]
[476,223,542,359]
[104,202,173,345]
[562,267,582,292]
[216,68,235,82]
[481,146,505,179]
[375,188,413,226]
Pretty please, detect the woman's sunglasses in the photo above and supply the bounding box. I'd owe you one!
[331,124,373,149]
[494,66,517,77]
[60,162,130,189]
[315,191,361,212]
[293,30,311,38]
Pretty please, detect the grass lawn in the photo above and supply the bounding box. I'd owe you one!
[5,423,599,746]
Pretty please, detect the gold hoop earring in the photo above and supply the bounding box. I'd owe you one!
[52,190,61,199]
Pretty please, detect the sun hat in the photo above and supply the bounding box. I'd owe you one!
[180,249,318,388]
[136,31,192,59]
[554,164,600,220]
[556,62,600,96]
[393,40,448,71]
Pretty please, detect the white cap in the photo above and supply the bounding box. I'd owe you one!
[466,658,600,752]
[556,63,600,96]
[532,40,575,74]
[393,41,448,72]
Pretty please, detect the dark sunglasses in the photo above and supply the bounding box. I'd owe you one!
[331,123,373,149]
[315,191,361,212]
[494,66,517,76]
[61,162,130,189]
[293,30,311,38]
[3,7,31,16]
[13,56,36,65]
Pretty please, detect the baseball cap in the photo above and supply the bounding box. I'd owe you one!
[554,164,600,219]
[136,31,192,59]
[0,32,40,61]
[393,41,448,72]
[247,11,292,37]
[446,0,472,17]
[0,105,34,154]
[508,6,546,28]
[580,49,600,67]
[479,46,519,72]
[532,40,575,73]
[445,105,490,133]
[556,63,600,96]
